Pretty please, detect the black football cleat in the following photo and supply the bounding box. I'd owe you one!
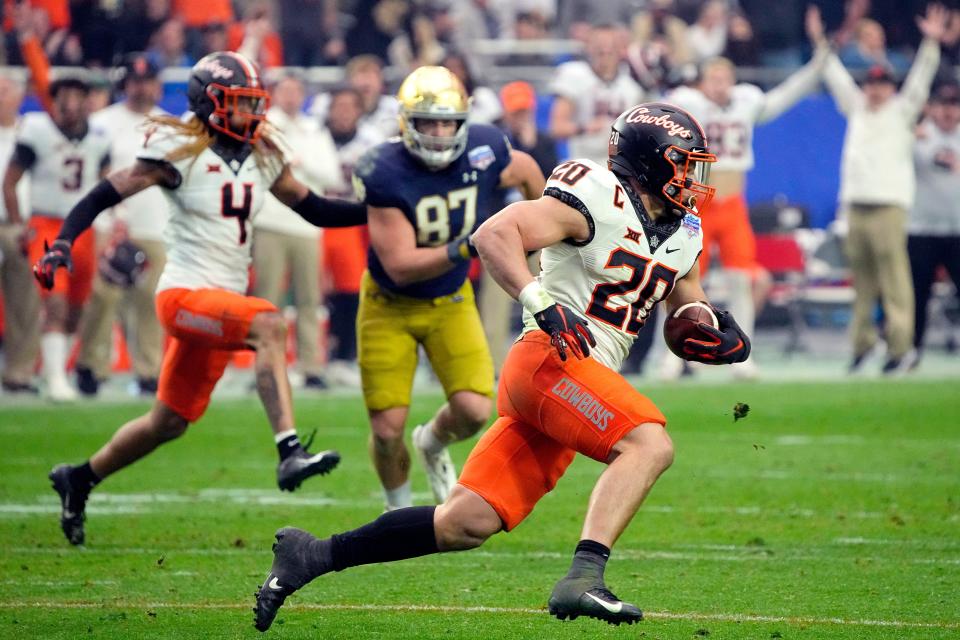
[253,527,330,632]
[49,464,88,546]
[75,366,100,397]
[548,576,643,626]
[276,448,340,492]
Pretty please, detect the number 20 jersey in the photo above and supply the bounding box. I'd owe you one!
[522,158,703,371]
[137,125,284,294]
[352,124,511,299]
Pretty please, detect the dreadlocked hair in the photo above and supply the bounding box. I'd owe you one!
[143,114,286,176]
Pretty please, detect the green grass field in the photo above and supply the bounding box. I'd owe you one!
[1,380,958,639]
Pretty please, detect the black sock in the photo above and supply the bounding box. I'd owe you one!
[567,539,611,580]
[69,461,100,496]
[276,433,303,461]
[329,506,438,572]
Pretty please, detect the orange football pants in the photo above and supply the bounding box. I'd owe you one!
[155,287,276,422]
[458,331,666,531]
[28,215,95,305]
[699,194,757,275]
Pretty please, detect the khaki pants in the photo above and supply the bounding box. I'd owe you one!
[0,225,41,384]
[76,238,166,380]
[845,204,914,359]
[252,229,322,377]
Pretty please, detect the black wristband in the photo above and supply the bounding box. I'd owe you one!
[292,191,367,228]
[57,180,123,243]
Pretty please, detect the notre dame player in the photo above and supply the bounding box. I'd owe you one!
[351,66,544,509]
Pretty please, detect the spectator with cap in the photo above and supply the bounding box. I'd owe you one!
[0,74,40,395]
[819,3,953,375]
[908,80,960,366]
[499,81,557,176]
[252,73,344,390]
[74,53,169,397]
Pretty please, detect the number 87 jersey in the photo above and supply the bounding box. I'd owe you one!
[524,158,703,371]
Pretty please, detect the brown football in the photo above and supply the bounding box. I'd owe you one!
[663,302,719,358]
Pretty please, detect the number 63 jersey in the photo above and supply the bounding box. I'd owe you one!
[137,125,284,295]
[523,158,703,371]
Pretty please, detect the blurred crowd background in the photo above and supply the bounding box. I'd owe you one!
[0,0,958,398]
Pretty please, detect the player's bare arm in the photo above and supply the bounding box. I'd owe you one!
[269,164,366,228]
[497,149,546,201]
[367,204,463,287]
[473,197,596,361]
[548,96,581,139]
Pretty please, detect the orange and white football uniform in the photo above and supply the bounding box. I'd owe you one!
[138,124,285,421]
[459,158,702,530]
[18,112,111,303]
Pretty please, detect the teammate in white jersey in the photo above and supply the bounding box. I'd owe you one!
[549,24,645,164]
[33,52,368,547]
[2,76,112,401]
[666,20,828,378]
[252,104,751,631]
[75,53,170,397]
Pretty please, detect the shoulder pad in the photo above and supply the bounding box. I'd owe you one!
[543,159,623,244]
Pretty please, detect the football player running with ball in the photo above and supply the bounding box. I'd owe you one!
[252,103,750,630]
[350,66,544,509]
[34,52,367,546]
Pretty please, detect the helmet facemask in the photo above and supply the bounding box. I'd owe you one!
[206,84,270,143]
[662,145,716,217]
[401,113,469,170]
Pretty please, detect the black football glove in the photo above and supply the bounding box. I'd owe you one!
[33,239,73,290]
[683,307,751,365]
[534,303,597,361]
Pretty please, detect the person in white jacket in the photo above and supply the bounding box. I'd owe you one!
[252,74,342,388]
[817,3,951,375]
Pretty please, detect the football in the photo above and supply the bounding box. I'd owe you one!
[663,301,720,359]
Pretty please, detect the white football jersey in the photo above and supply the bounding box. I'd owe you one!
[16,112,111,218]
[0,122,30,222]
[137,125,285,294]
[522,159,702,371]
[326,124,384,201]
[667,85,765,172]
[90,102,169,240]
[550,61,644,164]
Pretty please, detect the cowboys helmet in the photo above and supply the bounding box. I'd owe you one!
[187,51,270,143]
[608,102,717,217]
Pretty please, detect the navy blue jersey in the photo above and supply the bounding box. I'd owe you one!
[353,124,512,298]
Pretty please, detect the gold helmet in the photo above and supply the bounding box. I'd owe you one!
[397,66,471,169]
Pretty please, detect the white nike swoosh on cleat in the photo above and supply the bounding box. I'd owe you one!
[268,577,283,590]
[584,592,623,614]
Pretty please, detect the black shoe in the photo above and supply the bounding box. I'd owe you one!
[49,464,88,546]
[276,448,340,492]
[2,380,39,395]
[303,374,328,390]
[137,377,158,395]
[548,576,643,626]
[882,349,918,376]
[75,367,100,397]
[253,527,330,632]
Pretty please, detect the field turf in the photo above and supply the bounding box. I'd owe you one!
[1,379,958,639]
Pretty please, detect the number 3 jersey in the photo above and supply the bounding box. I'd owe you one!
[14,112,111,217]
[352,124,511,299]
[137,124,285,294]
[522,159,703,371]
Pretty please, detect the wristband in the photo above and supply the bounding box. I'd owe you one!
[518,281,555,314]
[445,238,472,263]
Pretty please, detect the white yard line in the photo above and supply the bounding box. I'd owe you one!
[0,600,956,629]
[6,545,959,565]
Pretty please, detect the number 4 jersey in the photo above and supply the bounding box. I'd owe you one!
[14,112,111,218]
[137,124,285,294]
[523,158,703,371]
